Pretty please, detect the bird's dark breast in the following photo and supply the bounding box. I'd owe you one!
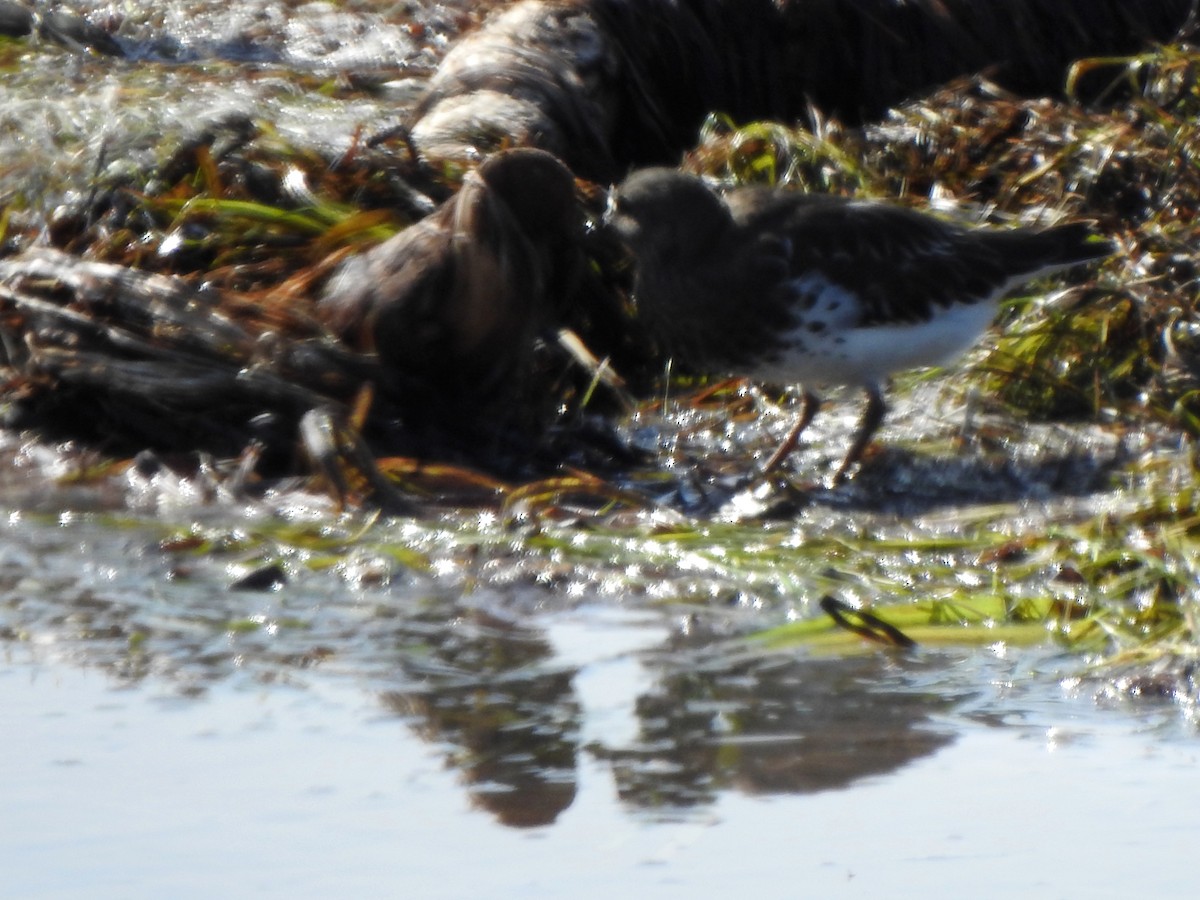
[632,252,801,373]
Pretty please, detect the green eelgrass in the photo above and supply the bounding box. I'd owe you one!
[749,594,1106,654]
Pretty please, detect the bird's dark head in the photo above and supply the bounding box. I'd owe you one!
[607,168,732,259]
[471,148,582,240]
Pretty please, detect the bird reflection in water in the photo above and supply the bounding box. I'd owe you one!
[595,651,958,809]
[378,606,959,825]
[379,606,582,828]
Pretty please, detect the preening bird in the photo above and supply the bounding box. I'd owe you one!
[320,148,584,421]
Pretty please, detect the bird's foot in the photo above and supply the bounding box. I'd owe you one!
[831,442,888,487]
[719,471,815,521]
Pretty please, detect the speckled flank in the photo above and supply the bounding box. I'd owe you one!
[750,272,1002,389]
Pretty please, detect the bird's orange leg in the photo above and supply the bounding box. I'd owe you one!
[761,390,821,474]
[833,387,887,485]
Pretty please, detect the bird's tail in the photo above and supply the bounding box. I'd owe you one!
[997,221,1115,275]
[1040,221,1116,266]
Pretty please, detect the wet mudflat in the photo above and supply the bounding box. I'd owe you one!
[3,0,1200,896]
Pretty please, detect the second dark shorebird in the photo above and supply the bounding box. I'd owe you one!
[608,169,1114,483]
[319,148,584,423]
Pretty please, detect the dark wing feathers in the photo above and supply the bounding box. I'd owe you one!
[319,175,547,402]
[319,215,454,352]
[729,191,1107,326]
[982,221,1113,270]
[319,148,584,411]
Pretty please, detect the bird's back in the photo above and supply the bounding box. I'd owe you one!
[728,189,1112,327]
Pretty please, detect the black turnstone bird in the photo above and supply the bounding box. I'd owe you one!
[319,148,583,418]
[608,168,1114,482]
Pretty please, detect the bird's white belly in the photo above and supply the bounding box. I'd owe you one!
[751,299,999,389]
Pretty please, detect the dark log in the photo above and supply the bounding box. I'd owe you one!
[411,0,1198,179]
[777,0,1198,122]
[0,250,374,463]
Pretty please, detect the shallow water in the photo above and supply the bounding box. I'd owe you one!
[0,497,1197,897]
[6,594,1199,899]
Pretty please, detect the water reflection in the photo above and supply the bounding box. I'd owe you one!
[376,606,959,825]
[380,608,581,827]
[0,514,1024,831]
[600,652,957,808]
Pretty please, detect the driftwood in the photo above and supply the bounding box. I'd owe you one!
[410,0,1198,179]
[0,239,625,490]
[0,249,382,472]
